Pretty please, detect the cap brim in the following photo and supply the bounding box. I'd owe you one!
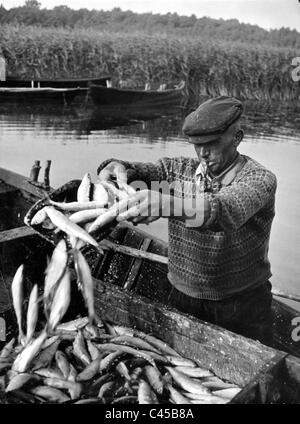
[187,134,220,145]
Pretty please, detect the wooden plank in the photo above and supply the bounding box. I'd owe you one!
[0,226,35,243]
[0,167,53,201]
[281,355,300,402]
[123,237,152,290]
[100,239,167,266]
[92,276,282,387]
[232,353,288,403]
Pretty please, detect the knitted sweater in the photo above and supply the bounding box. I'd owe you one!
[98,155,277,300]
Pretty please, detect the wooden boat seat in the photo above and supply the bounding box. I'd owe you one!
[0,180,19,197]
[0,226,35,243]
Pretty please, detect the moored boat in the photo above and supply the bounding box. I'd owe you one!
[2,75,111,88]
[1,167,300,403]
[0,87,85,105]
[89,81,186,108]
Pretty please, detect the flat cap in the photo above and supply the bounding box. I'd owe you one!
[182,96,243,141]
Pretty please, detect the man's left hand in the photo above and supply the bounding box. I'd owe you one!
[116,189,169,225]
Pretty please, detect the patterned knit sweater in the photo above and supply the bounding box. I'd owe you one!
[98,155,277,300]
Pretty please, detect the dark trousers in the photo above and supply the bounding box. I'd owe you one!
[167,281,274,347]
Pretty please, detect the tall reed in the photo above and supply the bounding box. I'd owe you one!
[0,25,298,104]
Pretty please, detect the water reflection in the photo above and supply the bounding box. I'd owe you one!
[70,104,185,135]
[0,100,299,141]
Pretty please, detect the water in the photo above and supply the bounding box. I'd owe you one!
[0,101,300,312]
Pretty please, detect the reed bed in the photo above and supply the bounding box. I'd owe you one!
[0,25,299,105]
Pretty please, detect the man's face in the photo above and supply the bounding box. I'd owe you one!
[192,127,239,175]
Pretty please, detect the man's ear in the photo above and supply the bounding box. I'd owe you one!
[234,130,244,146]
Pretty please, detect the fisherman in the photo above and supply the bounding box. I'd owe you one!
[97,96,277,347]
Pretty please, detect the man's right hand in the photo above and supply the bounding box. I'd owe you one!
[98,161,127,184]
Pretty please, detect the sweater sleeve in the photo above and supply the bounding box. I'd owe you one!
[204,168,277,231]
[97,157,175,187]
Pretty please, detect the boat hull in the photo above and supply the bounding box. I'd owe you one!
[0,87,85,104]
[89,84,185,107]
[2,76,110,88]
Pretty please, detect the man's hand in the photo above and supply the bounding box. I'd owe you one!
[98,161,127,184]
[116,189,166,225]
[114,189,208,228]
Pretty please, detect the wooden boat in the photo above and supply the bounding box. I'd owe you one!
[1,166,300,403]
[0,87,85,105]
[2,75,111,89]
[89,82,186,108]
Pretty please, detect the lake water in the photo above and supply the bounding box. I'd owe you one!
[0,101,299,311]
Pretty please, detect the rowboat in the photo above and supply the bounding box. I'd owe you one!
[2,75,111,89]
[0,87,85,105]
[1,166,300,403]
[89,82,186,108]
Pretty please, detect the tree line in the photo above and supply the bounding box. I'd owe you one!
[0,0,299,48]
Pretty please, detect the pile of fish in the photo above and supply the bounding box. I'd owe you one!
[29,173,137,252]
[0,318,242,404]
[0,240,242,404]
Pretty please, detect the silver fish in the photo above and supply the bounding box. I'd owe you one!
[77,358,101,381]
[115,361,131,381]
[31,207,48,226]
[12,331,48,373]
[26,284,39,344]
[11,264,25,344]
[44,377,82,396]
[144,365,164,395]
[212,387,241,400]
[30,385,70,403]
[34,367,64,379]
[67,363,81,400]
[91,182,109,205]
[69,208,107,226]
[73,250,95,324]
[165,367,211,396]
[174,366,213,378]
[44,206,101,250]
[56,317,89,332]
[87,198,129,234]
[77,173,92,203]
[167,384,192,404]
[49,200,108,212]
[31,338,61,371]
[55,351,70,379]
[138,379,158,404]
[165,355,196,367]
[0,338,15,358]
[48,268,71,332]
[73,330,91,366]
[43,239,68,317]
[5,372,37,392]
[86,340,101,361]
